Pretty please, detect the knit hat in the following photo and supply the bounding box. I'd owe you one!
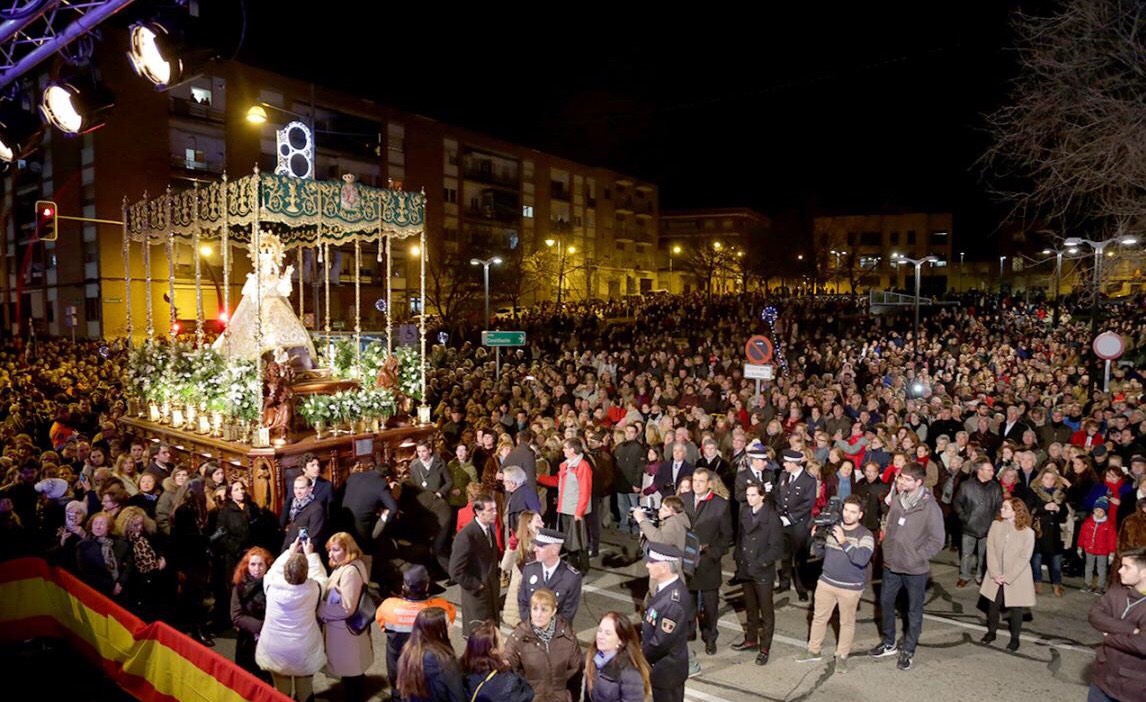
[1092,444,1108,459]
[1094,496,1110,513]
[402,564,430,597]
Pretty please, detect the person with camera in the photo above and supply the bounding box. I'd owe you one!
[796,495,874,674]
[731,481,783,665]
[634,495,690,551]
[775,449,817,601]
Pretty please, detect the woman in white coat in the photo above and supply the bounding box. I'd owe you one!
[257,537,327,701]
[978,497,1036,652]
[318,532,374,702]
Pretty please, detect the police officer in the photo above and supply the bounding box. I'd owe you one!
[775,448,817,601]
[518,527,582,623]
[643,542,692,702]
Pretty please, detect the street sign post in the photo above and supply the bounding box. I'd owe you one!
[744,363,773,380]
[1093,331,1125,392]
[482,330,527,379]
[745,335,773,364]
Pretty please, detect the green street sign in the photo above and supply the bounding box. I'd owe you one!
[482,330,526,347]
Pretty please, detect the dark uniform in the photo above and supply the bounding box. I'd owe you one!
[518,558,582,624]
[642,575,691,702]
[774,454,817,597]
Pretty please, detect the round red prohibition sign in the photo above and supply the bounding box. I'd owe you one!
[745,336,774,364]
[1092,331,1125,361]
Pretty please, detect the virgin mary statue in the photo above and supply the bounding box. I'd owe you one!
[212,231,317,366]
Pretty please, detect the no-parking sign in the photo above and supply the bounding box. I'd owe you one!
[745,335,773,364]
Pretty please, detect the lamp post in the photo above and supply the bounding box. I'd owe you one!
[999,255,1007,290]
[830,249,846,294]
[893,253,938,340]
[470,256,502,328]
[1064,234,1139,389]
[669,244,681,293]
[545,238,575,307]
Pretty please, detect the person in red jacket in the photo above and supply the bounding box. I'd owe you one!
[1070,420,1103,449]
[537,437,593,571]
[1079,497,1118,594]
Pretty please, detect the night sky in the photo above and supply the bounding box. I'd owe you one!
[237,3,1035,256]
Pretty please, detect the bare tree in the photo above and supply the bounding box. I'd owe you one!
[982,0,1146,247]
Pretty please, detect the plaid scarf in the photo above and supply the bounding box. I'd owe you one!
[289,491,315,522]
[98,537,119,582]
[532,616,557,647]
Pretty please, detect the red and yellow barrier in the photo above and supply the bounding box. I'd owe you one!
[0,558,291,702]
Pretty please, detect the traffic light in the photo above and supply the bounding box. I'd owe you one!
[34,200,57,241]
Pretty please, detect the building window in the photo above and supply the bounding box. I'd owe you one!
[860,232,880,246]
[907,230,917,244]
[930,230,949,244]
[890,231,899,245]
[190,86,212,105]
[704,220,715,230]
[443,187,457,204]
[522,205,534,218]
[85,297,101,321]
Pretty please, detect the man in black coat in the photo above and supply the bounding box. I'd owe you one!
[642,542,692,702]
[406,440,453,572]
[731,480,784,665]
[504,429,538,489]
[682,467,732,655]
[448,493,500,636]
[283,453,334,523]
[613,423,646,535]
[997,405,1031,445]
[281,475,326,553]
[654,442,694,497]
[339,462,399,577]
[774,449,817,600]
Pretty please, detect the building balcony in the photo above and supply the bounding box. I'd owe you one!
[586,195,596,207]
[549,219,573,234]
[462,164,519,188]
[635,204,654,219]
[168,96,225,123]
[170,155,224,174]
[465,205,521,224]
[615,198,634,215]
[550,183,571,201]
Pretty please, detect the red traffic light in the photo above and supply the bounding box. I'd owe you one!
[40,204,54,217]
[34,199,58,241]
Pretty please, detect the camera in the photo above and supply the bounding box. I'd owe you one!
[298,527,309,543]
[811,497,843,543]
[630,506,660,526]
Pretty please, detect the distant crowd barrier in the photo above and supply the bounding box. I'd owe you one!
[0,558,289,702]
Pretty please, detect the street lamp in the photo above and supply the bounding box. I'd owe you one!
[545,238,575,306]
[470,256,502,328]
[669,244,681,293]
[892,253,939,340]
[1064,234,1138,387]
[999,256,1007,288]
[830,249,846,293]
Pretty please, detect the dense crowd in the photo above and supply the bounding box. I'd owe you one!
[2,290,1146,702]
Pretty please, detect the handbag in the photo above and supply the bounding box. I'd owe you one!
[346,586,381,635]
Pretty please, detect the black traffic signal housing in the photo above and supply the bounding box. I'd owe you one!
[34,199,57,241]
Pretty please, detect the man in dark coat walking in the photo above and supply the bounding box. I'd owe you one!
[683,467,732,655]
[448,493,500,636]
[774,449,817,600]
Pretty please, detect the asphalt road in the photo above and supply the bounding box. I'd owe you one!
[216,530,1099,702]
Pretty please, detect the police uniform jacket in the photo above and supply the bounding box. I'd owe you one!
[641,576,691,689]
[774,469,817,532]
[518,558,582,624]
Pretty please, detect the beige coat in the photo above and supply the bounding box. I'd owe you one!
[979,519,1036,608]
[318,559,374,677]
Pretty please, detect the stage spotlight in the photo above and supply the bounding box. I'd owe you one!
[40,79,115,135]
[0,103,42,165]
[127,21,181,88]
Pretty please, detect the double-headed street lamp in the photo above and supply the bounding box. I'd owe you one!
[892,253,939,340]
[470,256,502,327]
[545,238,575,307]
[1063,235,1139,298]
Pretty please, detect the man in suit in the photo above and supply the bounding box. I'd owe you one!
[654,442,694,497]
[502,465,541,539]
[731,480,784,665]
[405,440,453,572]
[339,461,399,579]
[683,467,732,655]
[448,493,500,636]
[998,405,1030,445]
[774,448,817,600]
[504,429,538,489]
[281,452,334,528]
[642,542,693,702]
[518,527,582,623]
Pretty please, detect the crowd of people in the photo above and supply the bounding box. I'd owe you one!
[2,290,1146,702]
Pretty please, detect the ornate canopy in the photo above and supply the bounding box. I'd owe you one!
[124,171,426,246]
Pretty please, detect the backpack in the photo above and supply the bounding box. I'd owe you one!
[682,529,701,577]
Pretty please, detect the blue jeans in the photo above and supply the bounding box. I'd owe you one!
[879,569,928,655]
[1030,552,1062,585]
[616,492,640,533]
[1087,683,1120,702]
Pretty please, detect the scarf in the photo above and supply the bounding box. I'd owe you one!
[129,532,161,574]
[899,487,925,512]
[98,537,119,582]
[1031,483,1064,506]
[532,616,557,647]
[593,650,618,670]
[289,491,315,522]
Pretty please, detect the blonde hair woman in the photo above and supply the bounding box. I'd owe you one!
[318,532,373,702]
